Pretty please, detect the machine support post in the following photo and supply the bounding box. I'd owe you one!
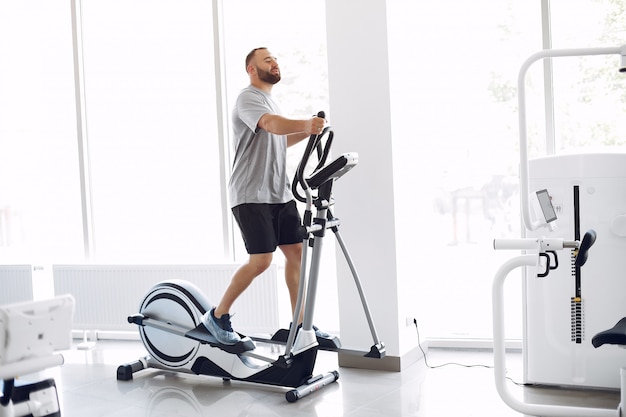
[301,209,327,332]
[333,227,383,349]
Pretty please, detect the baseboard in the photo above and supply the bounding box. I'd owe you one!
[426,338,522,351]
[338,341,427,372]
[72,329,140,341]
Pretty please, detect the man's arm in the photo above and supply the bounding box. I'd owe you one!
[258,114,325,144]
[286,132,310,147]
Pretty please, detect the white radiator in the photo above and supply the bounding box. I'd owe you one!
[0,265,33,305]
[52,264,280,335]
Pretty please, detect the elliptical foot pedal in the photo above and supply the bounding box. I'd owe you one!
[270,327,342,351]
[186,324,256,353]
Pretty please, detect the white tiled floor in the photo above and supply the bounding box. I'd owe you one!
[5,340,621,416]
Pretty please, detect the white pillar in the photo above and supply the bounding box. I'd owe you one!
[325,0,421,370]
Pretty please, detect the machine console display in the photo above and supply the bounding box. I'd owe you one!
[536,189,557,223]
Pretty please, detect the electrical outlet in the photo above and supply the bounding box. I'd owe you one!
[405,317,414,327]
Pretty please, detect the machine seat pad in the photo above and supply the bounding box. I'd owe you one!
[592,317,626,348]
[186,324,256,353]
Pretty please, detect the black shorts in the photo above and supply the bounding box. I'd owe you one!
[232,201,304,254]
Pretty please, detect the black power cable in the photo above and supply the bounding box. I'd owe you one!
[412,318,524,386]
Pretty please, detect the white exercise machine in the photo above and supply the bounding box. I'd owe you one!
[0,295,74,417]
[491,205,623,416]
[491,45,626,416]
[117,117,385,402]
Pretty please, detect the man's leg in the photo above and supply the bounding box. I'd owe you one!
[279,242,303,322]
[214,253,273,318]
[202,252,272,344]
[215,253,273,318]
[280,241,330,338]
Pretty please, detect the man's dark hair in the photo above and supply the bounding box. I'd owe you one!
[245,47,267,70]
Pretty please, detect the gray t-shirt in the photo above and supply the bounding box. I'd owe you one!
[229,86,293,208]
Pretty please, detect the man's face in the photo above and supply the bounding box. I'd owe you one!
[253,50,281,85]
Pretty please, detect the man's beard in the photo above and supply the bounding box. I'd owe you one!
[257,67,281,84]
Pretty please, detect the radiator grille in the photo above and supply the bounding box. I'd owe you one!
[52,264,279,334]
[0,265,33,305]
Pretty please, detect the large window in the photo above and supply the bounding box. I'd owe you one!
[221,0,330,260]
[221,0,335,328]
[3,0,624,341]
[80,0,224,263]
[0,1,83,263]
[548,0,626,153]
[388,0,543,340]
[389,0,626,341]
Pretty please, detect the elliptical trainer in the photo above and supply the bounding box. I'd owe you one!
[117,113,385,402]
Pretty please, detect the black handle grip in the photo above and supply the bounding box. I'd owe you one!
[292,111,329,202]
[575,229,597,267]
[297,111,326,186]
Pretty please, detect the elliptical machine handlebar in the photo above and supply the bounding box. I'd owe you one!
[292,111,334,204]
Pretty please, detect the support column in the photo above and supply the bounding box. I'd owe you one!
[325,0,421,371]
